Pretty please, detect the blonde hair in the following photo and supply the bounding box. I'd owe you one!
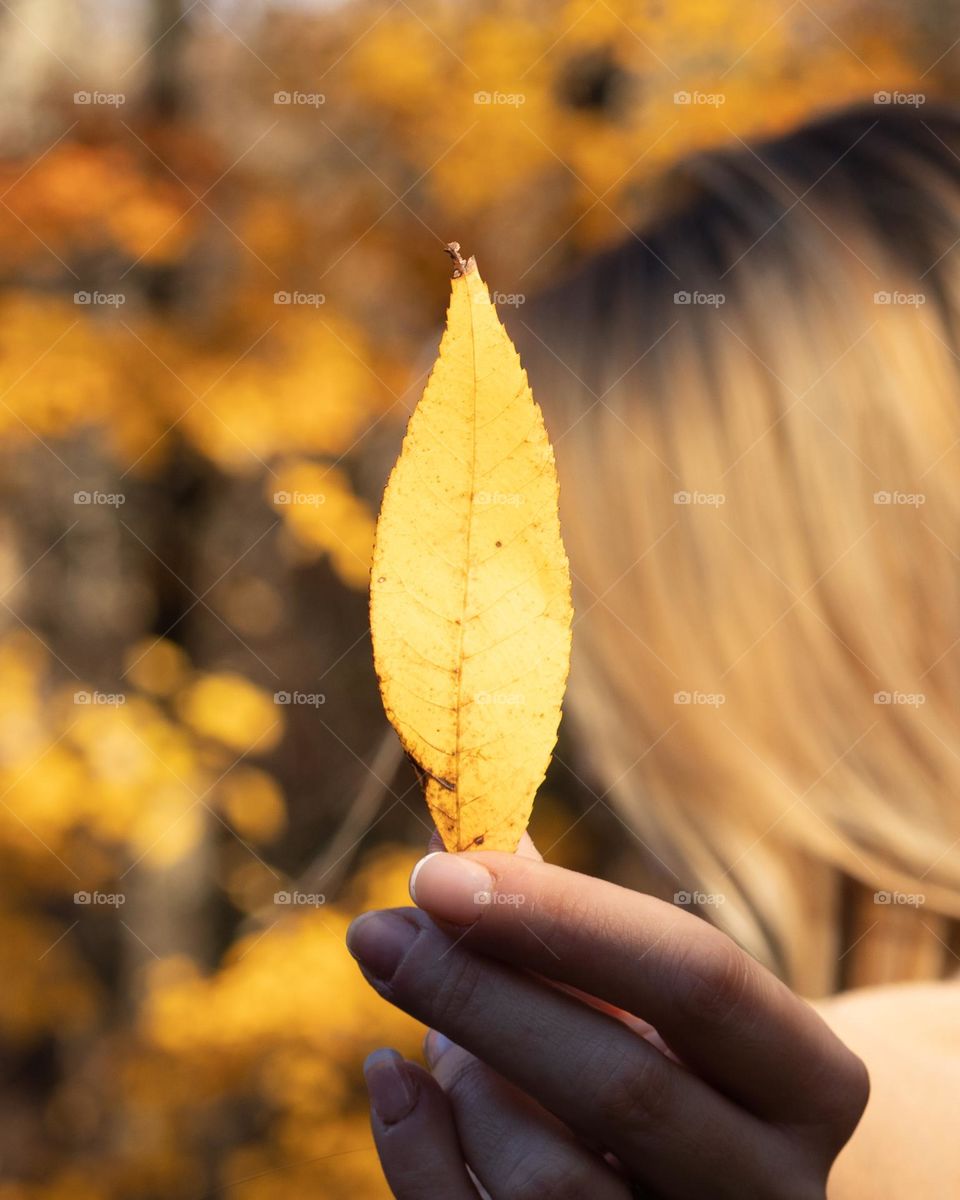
[519,104,960,996]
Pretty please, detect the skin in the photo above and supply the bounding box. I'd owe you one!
[347,834,873,1199]
[813,980,960,1198]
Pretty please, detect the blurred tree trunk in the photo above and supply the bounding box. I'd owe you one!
[122,0,213,989]
[146,0,189,120]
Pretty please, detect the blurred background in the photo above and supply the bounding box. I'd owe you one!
[0,0,955,1195]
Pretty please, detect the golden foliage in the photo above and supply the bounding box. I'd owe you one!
[177,673,282,755]
[0,143,195,267]
[123,638,190,697]
[216,766,287,844]
[270,460,376,588]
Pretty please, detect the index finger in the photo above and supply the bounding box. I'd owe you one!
[409,850,867,1129]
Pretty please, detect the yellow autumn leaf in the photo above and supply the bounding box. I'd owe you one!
[124,637,190,697]
[370,245,572,852]
[270,459,376,589]
[217,766,287,843]
[177,673,283,755]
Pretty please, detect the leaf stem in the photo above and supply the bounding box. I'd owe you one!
[444,241,473,277]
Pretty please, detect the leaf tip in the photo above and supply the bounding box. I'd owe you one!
[444,241,476,278]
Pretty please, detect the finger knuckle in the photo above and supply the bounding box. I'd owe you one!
[819,1047,871,1138]
[782,1042,870,1162]
[530,883,603,953]
[768,1159,831,1200]
[502,1155,596,1200]
[435,1050,486,1105]
[671,934,754,1029]
[429,951,488,1032]
[843,1049,871,1121]
[590,1043,673,1140]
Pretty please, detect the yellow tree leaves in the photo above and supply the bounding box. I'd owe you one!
[370,247,572,852]
[177,672,282,755]
[270,460,376,588]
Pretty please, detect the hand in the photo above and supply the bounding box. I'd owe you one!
[347,840,869,1199]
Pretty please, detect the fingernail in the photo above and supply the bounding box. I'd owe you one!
[364,1048,418,1124]
[409,852,493,924]
[423,1029,455,1067]
[346,911,419,982]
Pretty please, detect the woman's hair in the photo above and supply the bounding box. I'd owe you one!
[518,104,960,996]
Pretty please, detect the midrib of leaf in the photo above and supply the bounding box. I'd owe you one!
[452,276,479,850]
